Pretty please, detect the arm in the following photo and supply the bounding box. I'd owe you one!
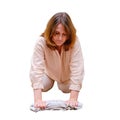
[67,39,84,107]
[70,90,79,101]
[30,37,45,89]
[69,39,84,91]
[66,90,79,107]
[34,89,46,109]
[30,37,46,109]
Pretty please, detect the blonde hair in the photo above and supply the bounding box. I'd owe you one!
[41,12,76,51]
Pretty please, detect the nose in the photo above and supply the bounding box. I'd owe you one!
[58,34,63,40]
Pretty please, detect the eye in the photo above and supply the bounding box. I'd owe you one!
[54,32,59,35]
[63,33,67,36]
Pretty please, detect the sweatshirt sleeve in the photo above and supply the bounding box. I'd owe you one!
[29,37,45,89]
[69,39,84,91]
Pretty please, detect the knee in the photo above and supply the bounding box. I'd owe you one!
[42,82,54,92]
[42,86,53,92]
[41,75,54,92]
[57,83,70,93]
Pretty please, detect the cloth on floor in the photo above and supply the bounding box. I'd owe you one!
[30,100,83,112]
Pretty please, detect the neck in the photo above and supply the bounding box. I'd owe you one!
[56,46,62,54]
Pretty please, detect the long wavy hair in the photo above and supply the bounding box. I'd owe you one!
[41,12,76,51]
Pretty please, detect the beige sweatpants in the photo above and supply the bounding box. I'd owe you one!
[42,74,70,93]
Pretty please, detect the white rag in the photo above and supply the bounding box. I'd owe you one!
[30,100,82,112]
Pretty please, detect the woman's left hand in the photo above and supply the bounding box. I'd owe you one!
[66,90,79,107]
[66,99,78,108]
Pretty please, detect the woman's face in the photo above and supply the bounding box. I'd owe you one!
[52,23,68,47]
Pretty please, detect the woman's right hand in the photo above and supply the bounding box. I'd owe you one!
[34,89,46,110]
[34,100,46,110]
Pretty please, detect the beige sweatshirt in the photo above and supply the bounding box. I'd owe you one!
[30,36,84,91]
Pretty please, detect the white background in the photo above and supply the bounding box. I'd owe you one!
[0,0,120,119]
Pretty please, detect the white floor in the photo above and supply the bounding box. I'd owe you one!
[0,0,120,120]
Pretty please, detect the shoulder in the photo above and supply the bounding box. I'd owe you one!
[73,37,81,48]
[35,36,47,47]
[36,36,46,44]
[33,36,47,51]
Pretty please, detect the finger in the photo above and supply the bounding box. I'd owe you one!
[75,101,78,107]
[40,102,46,110]
[70,101,78,108]
[65,100,69,106]
[34,103,40,108]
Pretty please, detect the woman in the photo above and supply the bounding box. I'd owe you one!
[30,12,84,109]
